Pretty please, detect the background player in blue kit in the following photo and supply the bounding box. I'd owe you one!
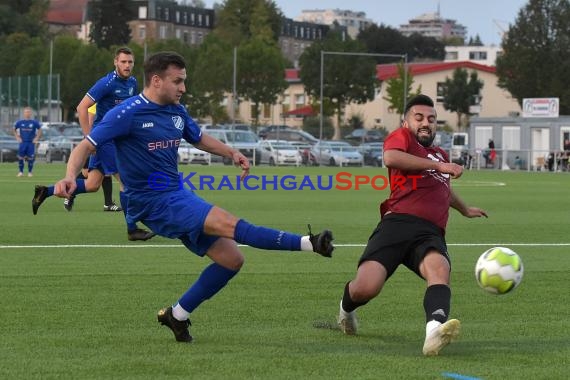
[13,107,41,177]
[32,47,154,241]
[50,51,334,343]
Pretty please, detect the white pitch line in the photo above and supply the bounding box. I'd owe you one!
[2,242,570,249]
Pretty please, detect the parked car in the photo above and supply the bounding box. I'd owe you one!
[178,140,211,165]
[359,142,384,167]
[0,129,19,162]
[258,125,290,138]
[262,129,319,145]
[206,129,260,165]
[258,140,302,166]
[61,127,84,146]
[311,141,363,167]
[37,126,73,162]
[344,128,385,144]
[288,141,317,166]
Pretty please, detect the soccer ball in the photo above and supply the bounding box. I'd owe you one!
[475,247,524,295]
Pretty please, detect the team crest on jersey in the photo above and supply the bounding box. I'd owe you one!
[172,116,184,130]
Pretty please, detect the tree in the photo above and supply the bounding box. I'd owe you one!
[496,0,570,114]
[299,31,377,140]
[383,62,422,117]
[407,33,445,61]
[237,37,288,125]
[357,24,410,64]
[441,68,484,128]
[0,0,48,38]
[358,25,444,63]
[89,0,135,49]
[188,34,234,123]
[214,0,282,46]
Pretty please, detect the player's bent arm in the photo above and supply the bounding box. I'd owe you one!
[384,149,463,178]
[384,149,442,171]
[194,134,240,159]
[65,139,96,180]
[450,188,488,218]
[77,96,95,136]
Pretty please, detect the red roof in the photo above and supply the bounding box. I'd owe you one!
[283,105,315,117]
[376,61,496,80]
[285,61,496,82]
[45,0,89,25]
[285,68,300,82]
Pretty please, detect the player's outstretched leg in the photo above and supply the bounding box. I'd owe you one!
[157,306,192,343]
[32,185,49,215]
[422,319,461,356]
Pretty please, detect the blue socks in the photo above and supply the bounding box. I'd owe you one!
[27,159,34,173]
[178,263,238,313]
[45,179,86,198]
[233,219,301,251]
[18,159,24,173]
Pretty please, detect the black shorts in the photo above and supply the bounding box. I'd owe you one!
[359,213,450,280]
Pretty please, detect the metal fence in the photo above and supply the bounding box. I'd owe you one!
[0,74,61,127]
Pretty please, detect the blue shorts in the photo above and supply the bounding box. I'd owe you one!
[18,142,36,159]
[88,141,118,175]
[129,189,219,256]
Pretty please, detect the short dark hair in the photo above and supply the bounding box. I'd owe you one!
[404,94,434,115]
[115,46,133,57]
[143,51,186,86]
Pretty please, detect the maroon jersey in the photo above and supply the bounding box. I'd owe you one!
[380,127,451,230]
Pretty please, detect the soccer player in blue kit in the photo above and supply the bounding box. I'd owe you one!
[32,47,154,241]
[14,107,42,177]
[51,51,335,343]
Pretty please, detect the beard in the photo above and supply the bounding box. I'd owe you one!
[416,130,436,147]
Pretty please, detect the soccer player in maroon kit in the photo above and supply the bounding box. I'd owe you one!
[336,94,488,356]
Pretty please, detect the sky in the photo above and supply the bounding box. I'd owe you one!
[202,0,530,46]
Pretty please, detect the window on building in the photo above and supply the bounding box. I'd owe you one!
[263,104,271,119]
[295,94,305,107]
[191,13,195,24]
[282,95,290,114]
[183,12,187,24]
[164,7,169,21]
[138,25,146,39]
[159,25,167,39]
[175,29,181,39]
[175,11,180,23]
[138,6,147,19]
[191,31,196,44]
[205,15,210,27]
[436,82,446,103]
[198,14,202,26]
[469,51,488,60]
[250,104,259,119]
[183,31,188,43]
[445,51,458,60]
[502,126,521,150]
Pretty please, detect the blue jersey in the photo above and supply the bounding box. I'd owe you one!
[87,93,202,194]
[86,71,137,127]
[14,119,41,142]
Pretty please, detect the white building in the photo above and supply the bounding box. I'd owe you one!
[295,9,373,39]
[445,45,503,67]
[399,12,466,42]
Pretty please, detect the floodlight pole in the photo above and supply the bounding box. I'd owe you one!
[319,51,408,141]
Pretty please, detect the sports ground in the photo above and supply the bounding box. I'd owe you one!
[1,163,568,379]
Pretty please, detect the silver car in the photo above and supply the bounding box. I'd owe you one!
[258,140,302,166]
[311,141,363,166]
